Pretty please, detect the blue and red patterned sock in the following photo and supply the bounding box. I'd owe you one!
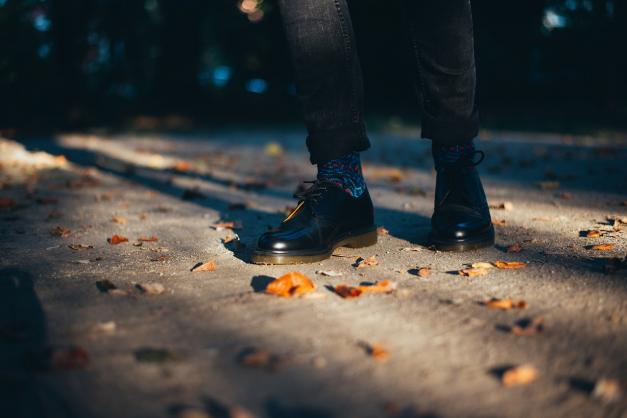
[317,152,366,198]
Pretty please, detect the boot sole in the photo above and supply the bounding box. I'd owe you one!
[430,226,495,252]
[251,227,378,265]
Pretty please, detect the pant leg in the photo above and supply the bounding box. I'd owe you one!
[277,0,370,164]
[403,0,480,145]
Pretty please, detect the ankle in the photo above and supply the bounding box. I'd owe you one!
[317,152,366,198]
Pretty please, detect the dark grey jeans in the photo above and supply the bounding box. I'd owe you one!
[277,0,480,164]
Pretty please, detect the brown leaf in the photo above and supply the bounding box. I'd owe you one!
[558,192,573,200]
[51,226,71,238]
[135,283,166,295]
[507,243,522,253]
[68,244,93,251]
[222,234,237,244]
[265,272,316,298]
[173,161,191,172]
[510,316,544,336]
[593,378,625,403]
[591,244,614,251]
[585,230,602,238]
[191,260,217,272]
[111,215,127,224]
[483,298,528,310]
[492,219,506,227]
[459,268,488,277]
[501,364,538,386]
[354,255,378,268]
[137,235,159,242]
[417,267,431,278]
[237,347,282,371]
[489,201,514,211]
[377,226,389,236]
[210,221,242,231]
[333,280,396,298]
[494,261,527,269]
[360,342,389,362]
[107,235,128,245]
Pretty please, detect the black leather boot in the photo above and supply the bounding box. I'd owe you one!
[252,180,377,264]
[430,148,495,251]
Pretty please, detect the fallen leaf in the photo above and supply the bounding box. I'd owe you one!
[354,255,378,268]
[360,342,389,362]
[510,316,544,336]
[401,247,422,252]
[237,347,282,371]
[483,298,528,310]
[191,260,217,272]
[137,235,159,242]
[315,270,343,277]
[333,280,396,298]
[507,243,522,253]
[585,230,602,238]
[134,347,177,363]
[492,219,506,227]
[50,346,89,370]
[222,234,237,244]
[68,244,93,251]
[494,261,527,269]
[471,262,494,269]
[538,181,560,190]
[111,215,127,224]
[502,364,538,386]
[377,226,389,236]
[459,268,488,277]
[174,161,191,172]
[107,234,128,245]
[490,202,514,210]
[51,226,71,238]
[417,267,431,278]
[136,283,165,295]
[592,378,625,403]
[590,244,614,251]
[558,192,573,200]
[265,272,316,298]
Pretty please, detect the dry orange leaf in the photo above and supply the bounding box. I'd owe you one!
[494,261,527,269]
[492,219,506,227]
[334,280,396,298]
[591,244,614,251]
[355,255,378,268]
[418,267,431,278]
[507,243,522,253]
[107,234,128,245]
[377,226,389,236]
[51,226,71,238]
[502,364,539,386]
[191,260,217,272]
[137,235,159,242]
[585,230,602,238]
[211,221,242,231]
[265,272,316,298]
[111,215,127,224]
[174,161,191,172]
[472,262,494,269]
[361,342,389,362]
[483,298,528,310]
[459,268,488,277]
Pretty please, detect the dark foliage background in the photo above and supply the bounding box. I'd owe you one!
[1,0,625,133]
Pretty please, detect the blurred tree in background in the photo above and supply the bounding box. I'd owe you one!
[0,0,625,133]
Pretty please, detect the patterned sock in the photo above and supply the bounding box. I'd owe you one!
[317,152,366,198]
[432,141,476,169]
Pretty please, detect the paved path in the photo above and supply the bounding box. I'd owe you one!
[1,129,626,418]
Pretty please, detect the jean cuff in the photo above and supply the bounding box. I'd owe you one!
[421,109,479,146]
[306,123,371,165]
